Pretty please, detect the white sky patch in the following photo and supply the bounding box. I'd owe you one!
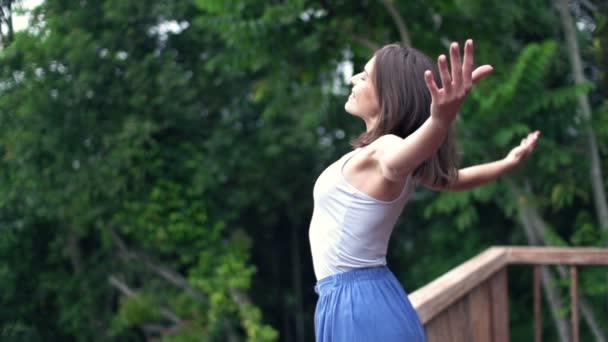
[576,19,596,32]
[330,49,353,95]
[116,51,128,60]
[339,59,353,85]
[149,20,189,42]
[299,8,327,22]
[12,0,44,32]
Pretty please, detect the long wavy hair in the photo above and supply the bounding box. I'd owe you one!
[351,44,459,187]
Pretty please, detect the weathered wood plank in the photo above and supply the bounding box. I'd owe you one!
[468,281,491,342]
[506,247,608,265]
[426,298,472,342]
[425,306,451,342]
[489,268,510,342]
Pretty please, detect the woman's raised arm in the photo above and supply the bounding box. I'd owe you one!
[376,39,493,181]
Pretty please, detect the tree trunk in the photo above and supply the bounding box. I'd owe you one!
[67,230,109,336]
[291,221,306,342]
[515,188,572,342]
[527,193,608,341]
[556,0,608,231]
[67,232,83,274]
[511,180,607,341]
[6,0,13,44]
[0,0,15,49]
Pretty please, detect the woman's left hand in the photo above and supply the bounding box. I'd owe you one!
[505,131,541,166]
[425,39,494,125]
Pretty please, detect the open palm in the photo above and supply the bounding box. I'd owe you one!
[424,39,494,124]
[506,131,541,165]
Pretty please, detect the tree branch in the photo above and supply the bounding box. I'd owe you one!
[107,228,242,340]
[108,275,182,326]
[348,33,380,51]
[107,227,205,302]
[379,0,411,47]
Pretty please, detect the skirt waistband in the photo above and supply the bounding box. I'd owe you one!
[314,266,391,295]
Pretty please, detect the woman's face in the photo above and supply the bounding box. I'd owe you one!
[344,56,380,125]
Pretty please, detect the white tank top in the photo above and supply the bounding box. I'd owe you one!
[308,147,416,280]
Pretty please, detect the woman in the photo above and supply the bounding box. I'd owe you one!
[309,40,539,341]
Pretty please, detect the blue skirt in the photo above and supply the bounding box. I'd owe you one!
[314,266,426,342]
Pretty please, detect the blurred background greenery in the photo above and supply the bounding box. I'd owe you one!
[0,0,607,341]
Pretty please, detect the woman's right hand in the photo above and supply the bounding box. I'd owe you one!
[424,39,493,126]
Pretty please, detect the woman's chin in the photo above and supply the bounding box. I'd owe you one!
[344,102,356,115]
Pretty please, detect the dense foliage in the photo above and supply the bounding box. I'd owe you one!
[0,0,607,341]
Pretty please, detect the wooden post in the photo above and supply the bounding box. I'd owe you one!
[571,266,579,342]
[534,266,542,342]
[489,268,510,342]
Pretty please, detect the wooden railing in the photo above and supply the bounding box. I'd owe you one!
[409,247,608,342]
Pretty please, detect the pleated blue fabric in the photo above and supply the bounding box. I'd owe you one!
[314,266,426,342]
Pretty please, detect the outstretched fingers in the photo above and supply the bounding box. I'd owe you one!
[507,131,541,163]
[450,42,462,88]
[438,55,452,93]
[521,131,541,156]
[462,39,474,90]
[458,39,493,84]
[525,130,540,148]
[472,65,494,83]
[424,70,440,99]
[428,39,494,122]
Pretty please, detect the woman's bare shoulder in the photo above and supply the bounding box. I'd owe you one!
[368,134,402,158]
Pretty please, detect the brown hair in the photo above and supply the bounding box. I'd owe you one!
[351,44,459,187]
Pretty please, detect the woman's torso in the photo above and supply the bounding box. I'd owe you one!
[308,147,416,280]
